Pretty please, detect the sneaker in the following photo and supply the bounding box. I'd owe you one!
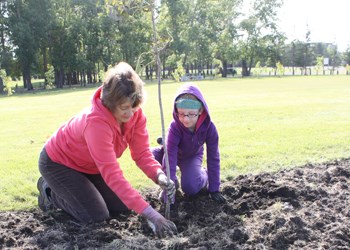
[37,177,53,212]
[156,136,163,145]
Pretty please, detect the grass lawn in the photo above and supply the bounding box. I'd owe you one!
[1,75,350,211]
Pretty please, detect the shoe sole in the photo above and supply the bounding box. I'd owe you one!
[37,177,51,212]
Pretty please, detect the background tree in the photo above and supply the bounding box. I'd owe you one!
[49,0,78,88]
[238,0,284,77]
[344,46,350,65]
[35,0,54,80]
[160,0,189,75]
[302,28,312,75]
[8,0,37,90]
[211,0,243,77]
[326,45,341,72]
[2,0,348,91]
[0,1,14,78]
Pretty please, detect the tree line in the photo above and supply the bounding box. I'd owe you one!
[0,0,349,91]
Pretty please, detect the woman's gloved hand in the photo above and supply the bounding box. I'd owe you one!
[209,191,226,203]
[157,172,176,202]
[142,205,178,238]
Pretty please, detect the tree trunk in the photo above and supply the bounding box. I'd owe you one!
[87,70,92,84]
[54,69,58,87]
[42,47,47,79]
[221,60,227,77]
[0,77,4,94]
[145,65,149,80]
[66,72,71,87]
[81,71,86,86]
[162,55,166,79]
[23,68,33,90]
[57,65,64,88]
[150,67,153,80]
[72,72,78,85]
[241,59,249,77]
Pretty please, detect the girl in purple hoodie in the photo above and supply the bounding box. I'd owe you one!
[152,82,226,204]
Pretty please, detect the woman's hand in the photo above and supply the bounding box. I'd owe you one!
[142,206,178,238]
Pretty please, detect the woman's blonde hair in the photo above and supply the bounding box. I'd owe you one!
[101,62,145,112]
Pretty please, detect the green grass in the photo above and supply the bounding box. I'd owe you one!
[1,76,350,211]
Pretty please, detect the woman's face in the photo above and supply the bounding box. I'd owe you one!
[113,99,138,124]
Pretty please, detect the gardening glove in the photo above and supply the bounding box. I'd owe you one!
[209,191,226,204]
[142,205,178,238]
[157,172,176,202]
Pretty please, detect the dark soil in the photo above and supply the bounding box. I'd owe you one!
[2,159,350,249]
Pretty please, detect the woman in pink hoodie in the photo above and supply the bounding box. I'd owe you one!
[37,62,177,238]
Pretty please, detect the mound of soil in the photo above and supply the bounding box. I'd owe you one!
[1,159,350,249]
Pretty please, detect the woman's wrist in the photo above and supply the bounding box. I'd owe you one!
[141,205,162,221]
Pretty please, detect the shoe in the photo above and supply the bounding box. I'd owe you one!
[156,136,163,145]
[37,177,53,212]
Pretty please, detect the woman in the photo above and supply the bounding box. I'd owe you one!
[37,62,177,238]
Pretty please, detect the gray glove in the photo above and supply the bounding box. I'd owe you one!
[157,173,176,202]
[142,205,177,238]
[209,191,226,203]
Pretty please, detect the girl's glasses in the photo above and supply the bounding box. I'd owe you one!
[177,113,199,119]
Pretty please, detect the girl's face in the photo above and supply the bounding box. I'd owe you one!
[113,99,138,124]
[177,108,201,131]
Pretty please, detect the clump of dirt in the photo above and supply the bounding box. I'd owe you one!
[1,159,350,249]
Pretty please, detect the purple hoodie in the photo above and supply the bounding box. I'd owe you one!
[166,83,221,192]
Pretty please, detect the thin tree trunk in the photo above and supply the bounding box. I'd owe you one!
[151,0,171,219]
[42,47,47,79]
[23,67,33,90]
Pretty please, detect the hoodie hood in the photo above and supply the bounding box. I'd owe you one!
[173,82,210,130]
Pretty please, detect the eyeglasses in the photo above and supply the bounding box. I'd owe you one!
[177,113,199,119]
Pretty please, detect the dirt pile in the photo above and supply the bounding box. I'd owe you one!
[1,159,350,249]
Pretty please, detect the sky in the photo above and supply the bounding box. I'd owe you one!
[277,0,350,51]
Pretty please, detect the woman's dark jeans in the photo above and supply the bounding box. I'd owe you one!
[38,147,128,223]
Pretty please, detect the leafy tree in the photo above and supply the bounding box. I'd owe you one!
[211,0,242,77]
[315,56,324,75]
[44,65,55,89]
[98,14,120,70]
[344,46,350,65]
[346,64,350,75]
[8,0,53,89]
[0,1,14,77]
[276,61,284,76]
[160,0,189,67]
[153,0,191,79]
[0,69,14,96]
[326,44,341,69]
[49,0,80,88]
[238,0,284,76]
[302,28,312,74]
[103,0,152,68]
[8,0,35,90]
[35,0,54,79]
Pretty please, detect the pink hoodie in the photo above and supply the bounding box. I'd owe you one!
[45,86,161,214]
